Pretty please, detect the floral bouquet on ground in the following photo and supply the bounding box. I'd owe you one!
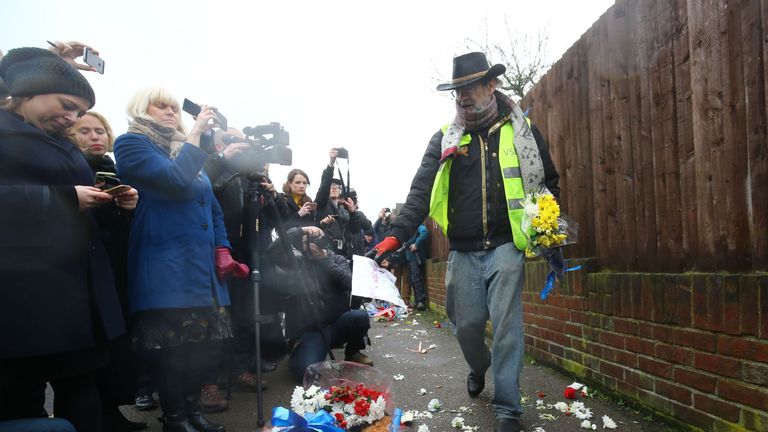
[271,361,395,431]
[520,187,580,300]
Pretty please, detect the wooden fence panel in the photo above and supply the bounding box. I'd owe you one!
[428,0,766,272]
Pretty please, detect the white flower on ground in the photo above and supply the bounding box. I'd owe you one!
[539,413,557,421]
[451,416,465,429]
[534,427,546,432]
[574,408,593,420]
[553,402,569,412]
[602,415,617,429]
[418,388,427,395]
[536,399,545,409]
[581,420,597,430]
[417,425,430,432]
[393,374,405,381]
[427,398,442,412]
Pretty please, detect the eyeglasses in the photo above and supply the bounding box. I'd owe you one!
[451,82,486,98]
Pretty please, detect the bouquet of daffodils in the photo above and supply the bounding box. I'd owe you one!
[521,187,579,299]
[521,187,577,258]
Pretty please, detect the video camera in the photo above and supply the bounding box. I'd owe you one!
[241,122,292,167]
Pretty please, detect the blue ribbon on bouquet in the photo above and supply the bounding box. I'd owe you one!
[271,407,345,432]
[540,248,582,300]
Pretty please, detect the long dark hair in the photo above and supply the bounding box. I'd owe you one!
[282,169,313,206]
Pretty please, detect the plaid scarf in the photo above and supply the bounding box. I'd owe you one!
[455,92,499,132]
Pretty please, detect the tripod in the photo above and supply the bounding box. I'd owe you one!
[240,174,337,427]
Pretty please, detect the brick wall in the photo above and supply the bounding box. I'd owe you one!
[423,258,768,432]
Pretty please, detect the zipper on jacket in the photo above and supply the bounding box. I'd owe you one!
[479,135,489,246]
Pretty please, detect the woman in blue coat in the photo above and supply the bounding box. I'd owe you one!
[114,87,247,432]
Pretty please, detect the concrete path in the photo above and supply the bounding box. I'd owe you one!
[119,308,674,431]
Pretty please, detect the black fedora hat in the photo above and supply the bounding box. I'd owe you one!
[436,52,506,91]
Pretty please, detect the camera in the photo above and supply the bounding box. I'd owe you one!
[220,122,292,176]
[341,187,357,203]
[335,147,349,159]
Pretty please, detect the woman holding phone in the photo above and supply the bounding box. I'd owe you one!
[71,111,147,432]
[114,87,248,432]
[280,168,319,229]
[0,47,126,432]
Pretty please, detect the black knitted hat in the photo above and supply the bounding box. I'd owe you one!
[0,47,95,108]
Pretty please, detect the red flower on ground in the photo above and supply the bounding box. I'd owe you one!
[564,387,578,399]
[334,413,345,422]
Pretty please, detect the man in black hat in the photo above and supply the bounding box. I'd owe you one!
[372,52,560,432]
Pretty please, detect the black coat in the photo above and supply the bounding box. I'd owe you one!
[314,165,371,258]
[0,110,125,359]
[265,251,352,341]
[279,193,317,231]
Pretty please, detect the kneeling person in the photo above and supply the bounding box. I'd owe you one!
[265,226,372,382]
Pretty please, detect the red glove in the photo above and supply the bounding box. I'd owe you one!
[215,247,249,280]
[373,236,401,257]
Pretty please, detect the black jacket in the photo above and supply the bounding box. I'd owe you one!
[86,154,132,314]
[0,110,125,359]
[264,233,352,340]
[390,96,560,251]
[314,165,371,258]
[278,193,317,230]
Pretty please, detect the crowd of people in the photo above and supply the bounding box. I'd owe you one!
[0,40,557,432]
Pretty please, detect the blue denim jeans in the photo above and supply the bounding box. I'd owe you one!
[0,418,76,432]
[445,242,525,420]
[289,309,370,382]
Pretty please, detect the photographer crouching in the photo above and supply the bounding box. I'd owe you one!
[264,226,372,382]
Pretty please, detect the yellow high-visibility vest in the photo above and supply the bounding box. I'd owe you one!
[429,120,528,251]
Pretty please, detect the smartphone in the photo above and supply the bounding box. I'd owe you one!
[182,98,202,117]
[182,98,227,130]
[104,184,131,196]
[94,171,121,189]
[83,47,105,74]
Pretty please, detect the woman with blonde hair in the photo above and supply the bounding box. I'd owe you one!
[114,87,248,432]
[72,111,146,431]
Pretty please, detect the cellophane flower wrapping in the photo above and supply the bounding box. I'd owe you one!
[520,187,578,258]
[280,360,394,430]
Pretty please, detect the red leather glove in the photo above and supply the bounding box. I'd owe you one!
[215,247,249,280]
[373,236,401,257]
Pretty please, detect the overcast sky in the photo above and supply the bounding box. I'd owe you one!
[2,0,613,219]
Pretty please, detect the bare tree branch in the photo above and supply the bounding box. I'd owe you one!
[466,17,550,100]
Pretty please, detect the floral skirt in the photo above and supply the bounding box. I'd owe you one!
[133,306,233,351]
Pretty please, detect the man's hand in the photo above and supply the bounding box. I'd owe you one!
[329,148,337,166]
[302,226,324,237]
[373,236,401,258]
[222,143,249,160]
[320,215,336,226]
[259,178,277,197]
[340,197,357,213]
[409,243,418,252]
[47,40,98,72]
